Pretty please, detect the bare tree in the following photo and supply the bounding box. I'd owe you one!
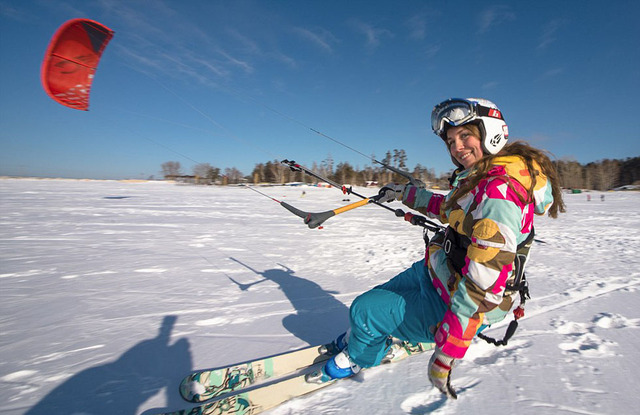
[619,157,640,186]
[382,151,393,183]
[586,159,620,190]
[601,159,620,190]
[320,155,334,181]
[334,162,355,185]
[251,163,265,183]
[224,167,244,184]
[161,161,182,178]
[555,157,584,189]
[193,163,220,184]
[266,160,285,184]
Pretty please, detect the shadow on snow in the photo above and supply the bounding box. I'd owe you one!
[228,257,349,345]
[26,315,191,415]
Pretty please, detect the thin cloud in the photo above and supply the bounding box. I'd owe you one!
[225,28,297,70]
[0,1,33,21]
[539,67,564,80]
[161,51,225,86]
[114,44,165,75]
[351,20,393,51]
[538,19,564,50]
[226,28,261,55]
[477,5,516,34]
[482,81,499,90]
[423,44,441,59]
[406,10,440,41]
[407,14,427,40]
[116,43,223,88]
[96,0,256,85]
[267,51,298,69]
[293,27,338,53]
[214,49,254,74]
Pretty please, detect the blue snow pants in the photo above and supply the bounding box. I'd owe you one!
[346,259,448,368]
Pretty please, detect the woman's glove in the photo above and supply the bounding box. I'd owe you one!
[377,183,406,203]
[427,348,458,399]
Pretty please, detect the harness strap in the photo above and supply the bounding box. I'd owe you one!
[440,226,535,347]
[506,229,535,292]
[442,227,470,274]
[442,227,535,289]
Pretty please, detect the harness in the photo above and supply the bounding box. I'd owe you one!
[433,226,535,347]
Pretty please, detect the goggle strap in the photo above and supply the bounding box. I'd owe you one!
[476,105,503,120]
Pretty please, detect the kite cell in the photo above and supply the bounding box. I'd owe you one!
[41,19,114,110]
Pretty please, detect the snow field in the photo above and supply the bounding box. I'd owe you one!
[0,178,638,414]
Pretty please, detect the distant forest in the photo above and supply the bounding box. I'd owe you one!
[161,153,640,191]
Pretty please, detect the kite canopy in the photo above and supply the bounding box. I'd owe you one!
[41,18,114,111]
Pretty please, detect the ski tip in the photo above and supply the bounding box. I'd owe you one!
[180,380,206,402]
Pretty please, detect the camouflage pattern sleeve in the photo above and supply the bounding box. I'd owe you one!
[401,185,448,224]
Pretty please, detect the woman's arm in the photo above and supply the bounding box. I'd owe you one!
[401,186,448,223]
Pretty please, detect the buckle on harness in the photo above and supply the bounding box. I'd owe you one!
[443,239,452,254]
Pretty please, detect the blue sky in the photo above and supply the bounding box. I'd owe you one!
[1,0,639,180]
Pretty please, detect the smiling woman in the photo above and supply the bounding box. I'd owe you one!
[309,97,566,399]
[445,124,484,169]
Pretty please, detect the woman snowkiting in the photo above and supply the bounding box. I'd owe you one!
[308,97,565,397]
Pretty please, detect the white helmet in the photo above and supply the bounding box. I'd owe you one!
[431,97,509,155]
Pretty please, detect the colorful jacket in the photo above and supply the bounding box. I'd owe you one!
[401,155,554,359]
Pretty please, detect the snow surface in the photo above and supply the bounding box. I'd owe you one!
[1,178,639,415]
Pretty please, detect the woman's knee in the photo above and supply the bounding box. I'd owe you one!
[351,289,392,317]
[350,289,403,332]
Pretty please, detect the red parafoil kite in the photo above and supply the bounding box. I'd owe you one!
[41,19,114,111]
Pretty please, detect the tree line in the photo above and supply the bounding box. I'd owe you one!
[162,154,640,191]
[553,157,640,191]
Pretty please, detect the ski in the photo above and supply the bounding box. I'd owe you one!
[162,341,434,415]
[179,343,336,403]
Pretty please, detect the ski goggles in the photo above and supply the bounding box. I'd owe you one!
[431,98,502,136]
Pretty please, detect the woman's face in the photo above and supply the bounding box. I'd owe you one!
[446,126,484,169]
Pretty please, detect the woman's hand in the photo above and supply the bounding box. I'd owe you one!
[427,348,458,399]
[377,183,406,203]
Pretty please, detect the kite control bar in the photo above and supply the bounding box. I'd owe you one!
[279,160,443,231]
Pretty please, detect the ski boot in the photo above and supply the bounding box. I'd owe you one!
[305,348,361,384]
[318,330,349,356]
